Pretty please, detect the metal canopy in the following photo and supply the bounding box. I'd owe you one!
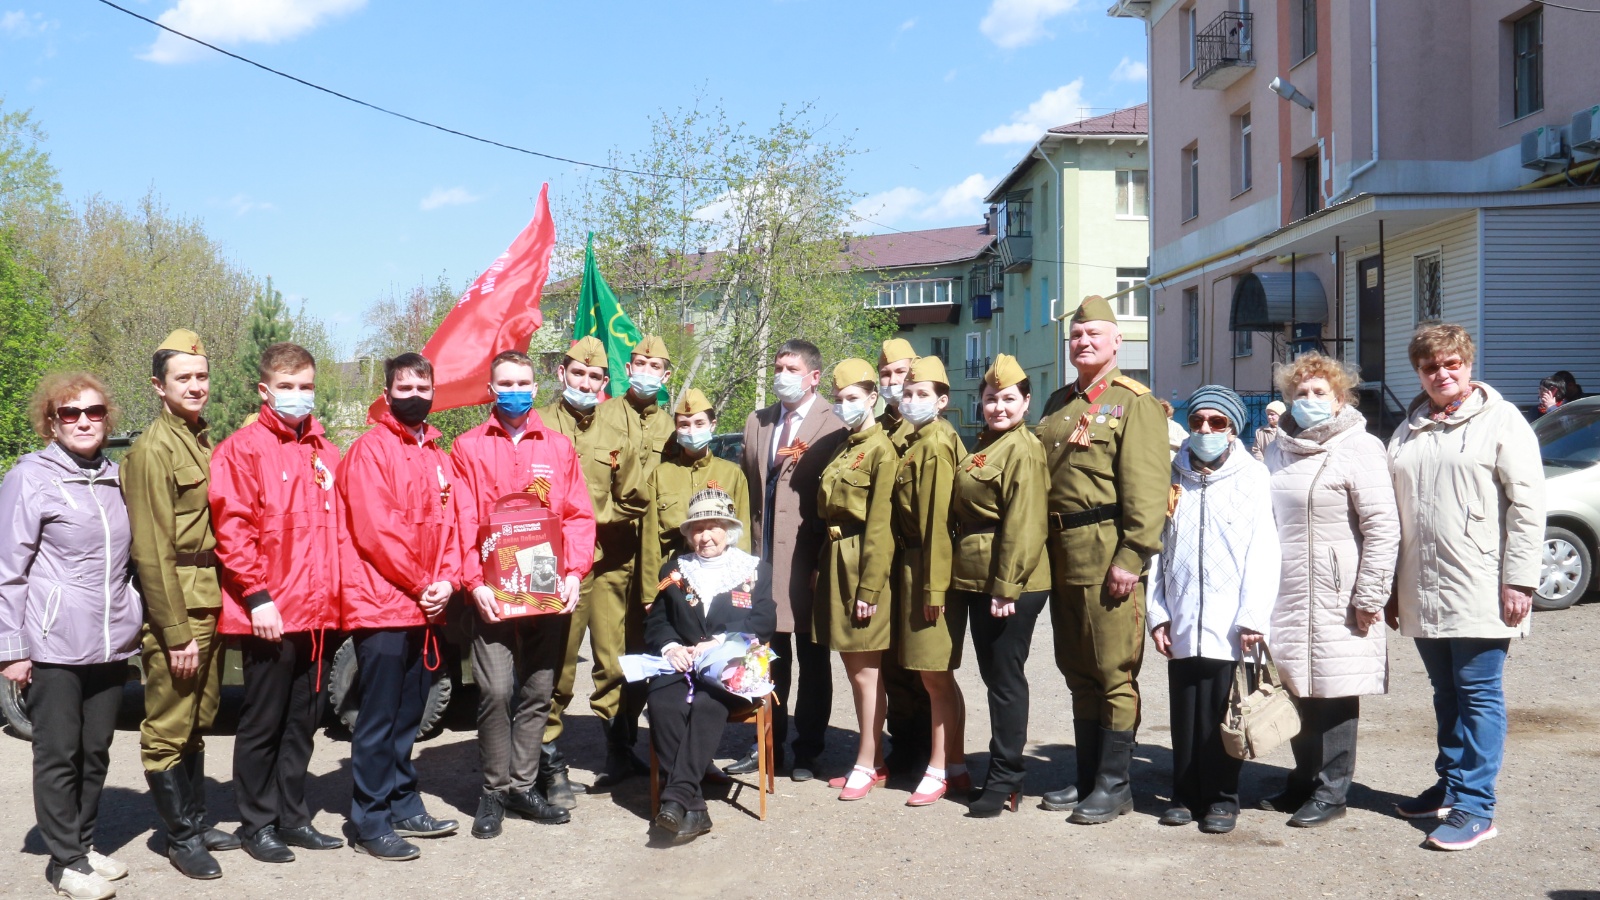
[1229,272,1328,331]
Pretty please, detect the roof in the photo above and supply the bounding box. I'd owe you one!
[1048,103,1148,136]
[843,225,993,270]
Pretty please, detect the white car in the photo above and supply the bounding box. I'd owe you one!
[1534,396,1600,610]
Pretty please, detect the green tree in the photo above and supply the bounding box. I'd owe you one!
[358,275,486,450]
[0,228,60,471]
[212,276,293,437]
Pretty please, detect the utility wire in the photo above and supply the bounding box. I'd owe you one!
[1538,1,1600,11]
[89,0,712,182]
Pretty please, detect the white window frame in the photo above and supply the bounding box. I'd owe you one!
[1232,327,1254,358]
[1183,146,1200,222]
[1184,6,1198,75]
[1114,276,1149,319]
[869,278,956,309]
[1414,250,1443,324]
[1237,112,1253,195]
[1116,169,1149,219]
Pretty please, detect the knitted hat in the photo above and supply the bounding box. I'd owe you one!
[984,354,1027,390]
[832,358,877,392]
[1186,384,1247,433]
[878,338,916,367]
[679,489,741,534]
[673,388,713,416]
[908,355,949,387]
[1265,400,1287,416]
[565,336,608,368]
[156,328,206,357]
[633,334,671,363]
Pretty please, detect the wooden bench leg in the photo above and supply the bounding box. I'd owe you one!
[649,736,660,816]
[756,702,769,821]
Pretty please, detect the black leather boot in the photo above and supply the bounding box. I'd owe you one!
[1042,720,1099,811]
[591,717,644,789]
[146,767,222,880]
[182,752,241,851]
[536,744,580,809]
[505,788,571,824]
[1068,728,1136,825]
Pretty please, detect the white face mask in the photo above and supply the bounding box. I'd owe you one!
[834,399,871,429]
[1292,397,1333,429]
[900,396,939,427]
[1189,432,1231,462]
[882,382,903,407]
[563,384,599,411]
[773,371,808,404]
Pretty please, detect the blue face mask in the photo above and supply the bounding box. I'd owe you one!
[271,391,316,420]
[1292,397,1333,429]
[563,384,599,411]
[495,389,534,418]
[1189,432,1231,463]
[677,428,713,452]
[629,372,663,399]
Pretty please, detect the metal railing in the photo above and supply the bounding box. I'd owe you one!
[964,357,992,380]
[1195,11,1254,89]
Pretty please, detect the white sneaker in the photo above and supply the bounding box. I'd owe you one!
[55,868,116,900]
[86,852,128,881]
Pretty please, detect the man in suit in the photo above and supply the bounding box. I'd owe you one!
[736,339,847,782]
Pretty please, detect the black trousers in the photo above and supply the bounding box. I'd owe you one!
[1287,695,1360,805]
[768,630,832,761]
[647,677,749,810]
[962,589,1048,794]
[349,627,435,841]
[234,632,327,836]
[30,661,124,878]
[1168,656,1245,814]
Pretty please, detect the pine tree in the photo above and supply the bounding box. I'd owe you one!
[214,276,293,437]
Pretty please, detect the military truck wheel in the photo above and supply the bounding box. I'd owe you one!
[326,636,453,741]
[1,677,32,741]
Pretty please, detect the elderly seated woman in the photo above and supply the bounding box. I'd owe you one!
[645,489,775,841]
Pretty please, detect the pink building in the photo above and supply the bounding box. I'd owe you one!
[1112,0,1600,426]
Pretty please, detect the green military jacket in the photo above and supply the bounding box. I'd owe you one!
[816,424,898,606]
[538,397,648,551]
[1036,367,1168,585]
[122,407,221,647]
[950,423,1051,598]
[628,393,676,484]
[640,448,752,594]
[891,418,965,608]
[876,408,915,456]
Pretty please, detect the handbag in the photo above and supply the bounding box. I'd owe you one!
[1220,645,1301,761]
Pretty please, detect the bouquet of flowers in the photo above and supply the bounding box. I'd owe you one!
[712,635,777,698]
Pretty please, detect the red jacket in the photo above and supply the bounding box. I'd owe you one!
[211,407,341,636]
[452,412,597,591]
[338,410,461,630]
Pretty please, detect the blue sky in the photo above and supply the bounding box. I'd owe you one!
[2,0,1147,353]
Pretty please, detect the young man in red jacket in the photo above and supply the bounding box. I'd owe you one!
[338,352,461,861]
[210,343,344,863]
[451,350,596,838]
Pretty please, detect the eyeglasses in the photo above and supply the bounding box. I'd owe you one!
[1188,414,1231,431]
[55,405,108,424]
[1418,358,1465,376]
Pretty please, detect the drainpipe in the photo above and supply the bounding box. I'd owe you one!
[1034,138,1068,391]
[1331,0,1379,202]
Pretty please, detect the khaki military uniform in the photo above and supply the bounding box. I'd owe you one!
[1037,367,1168,730]
[892,418,966,670]
[814,425,898,653]
[877,408,915,455]
[950,425,1052,597]
[122,407,224,772]
[539,396,647,742]
[639,449,751,597]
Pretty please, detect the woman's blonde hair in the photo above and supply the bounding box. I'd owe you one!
[1273,352,1361,406]
[29,371,119,444]
[1408,323,1475,370]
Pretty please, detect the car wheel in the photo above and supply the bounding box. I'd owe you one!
[0,678,31,741]
[325,636,453,740]
[1536,526,1593,611]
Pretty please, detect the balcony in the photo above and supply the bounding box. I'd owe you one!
[963,357,992,380]
[996,233,1032,273]
[971,294,992,321]
[1194,11,1254,90]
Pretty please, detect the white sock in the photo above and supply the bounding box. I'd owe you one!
[916,767,947,795]
[948,763,968,778]
[844,765,876,790]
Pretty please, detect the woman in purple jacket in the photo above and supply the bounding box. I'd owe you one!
[0,373,144,900]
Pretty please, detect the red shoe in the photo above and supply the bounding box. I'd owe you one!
[837,766,885,801]
[906,778,947,807]
[827,766,887,789]
[947,771,973,796]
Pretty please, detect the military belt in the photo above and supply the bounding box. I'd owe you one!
[827,522,865,541]
[175,550,218,568]
[954,522,998,537]
[1049,504,1121,531]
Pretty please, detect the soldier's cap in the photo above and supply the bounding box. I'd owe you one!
[908,355,949,388]
[633,334,671,363]
[1187,384,1248,433]
[565,336,608,368]
[1266,400,1287,416]
[878,338,916,368]
[1070,295,1117,326]
[679,489,740,534]
[832,357,878,393]
[984,354,1027,391]
[156,328,206,357]
[673,388,713,417]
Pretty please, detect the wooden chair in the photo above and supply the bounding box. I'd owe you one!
[650,694,775,821]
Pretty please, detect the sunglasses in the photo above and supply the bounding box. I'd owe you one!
[1418,358,1465,376]
[55,405,109,424]
[1187,414,1231,431]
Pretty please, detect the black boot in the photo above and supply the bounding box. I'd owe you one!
[1042,720,1099,811]
[1068,728,1136,825]
[504,788,571,824]
[964,787,1020,819]
[536,744,580,810]
[146,768,222,880]
[591,717,646,789]
[182,752,242,851]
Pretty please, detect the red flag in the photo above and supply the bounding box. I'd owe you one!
[368,183,557,421]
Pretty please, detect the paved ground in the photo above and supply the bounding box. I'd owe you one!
[3,600,1599,900]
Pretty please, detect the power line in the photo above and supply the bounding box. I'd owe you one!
[88,0,711,182]
[1539,1,1600,11]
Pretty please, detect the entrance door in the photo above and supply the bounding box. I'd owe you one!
[1357,256,1384,383]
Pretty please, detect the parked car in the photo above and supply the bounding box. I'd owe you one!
[709,432,745,464]
[1533,396,1600,610]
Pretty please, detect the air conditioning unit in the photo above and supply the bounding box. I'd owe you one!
[1571,105,1600,153]
[1521,125,1568,170]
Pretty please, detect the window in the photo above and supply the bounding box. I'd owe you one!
[871,278,955,308]
[999,191,1031,237]
[1233,328,1253,358]
[1041,276,1051,325]
[1116,170,1149,217]
[1295,154,1320,219]
[1292,0,1317,62]
[1513,10,1543,119]
[965,332,982,362]
[1114,267,1150,318]
[1415,252,1443,323]
[1024,284,1033,332]
[1184,6,1198,74]
[1182,145,1200,221]
[1182,287,1200,364]
[1233,111,1253,195]
[967,394,982,424]
[930,337,950,366]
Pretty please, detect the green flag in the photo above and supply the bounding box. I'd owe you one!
[573,232,643,398]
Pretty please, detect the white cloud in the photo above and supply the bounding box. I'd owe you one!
[2,10,56,38]
[227,193,275,216]
[980,0,1079,49]
[899,18,917,32]
[979,79,1087,145]
[419,187,480,211]
[854,173,992,228]
[1110,56,1147,83]
[141,0,366,64]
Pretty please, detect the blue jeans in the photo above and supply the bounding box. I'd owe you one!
[1414,637,1511,818]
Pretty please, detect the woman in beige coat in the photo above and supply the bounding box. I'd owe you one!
[1262,353,1400,828]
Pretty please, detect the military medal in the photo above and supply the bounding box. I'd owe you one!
[731,590,752,609]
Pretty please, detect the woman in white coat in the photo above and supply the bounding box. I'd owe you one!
[1148,385,1280,835]
[1262,353,1400,828]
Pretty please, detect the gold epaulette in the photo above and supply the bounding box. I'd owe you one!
[1111,375,1151,396]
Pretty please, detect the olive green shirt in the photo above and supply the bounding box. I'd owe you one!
[877,408,915,456]
[950,424,1051,599]
[537,397,648,533]
[628,392,676,484]
[1036,367,1169,585]
[639,449,752,593]
[816,424,899,606]
[122,407,221,647]
[892,419,965,607]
